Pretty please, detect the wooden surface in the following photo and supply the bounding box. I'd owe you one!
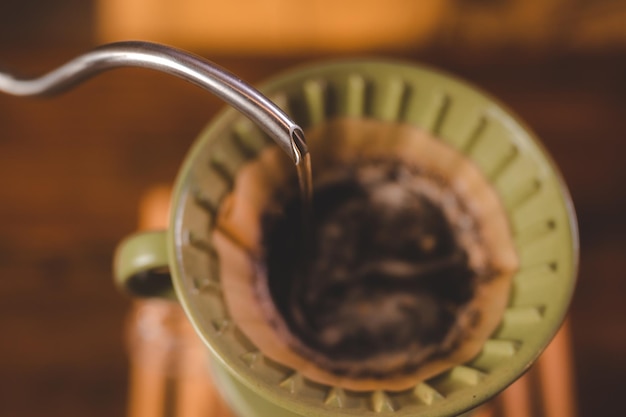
[0,43,625,417]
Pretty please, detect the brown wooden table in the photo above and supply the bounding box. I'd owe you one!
[0,44,625,417]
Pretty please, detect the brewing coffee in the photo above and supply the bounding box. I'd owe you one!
[259,158,497,378]
[217,118,517,390]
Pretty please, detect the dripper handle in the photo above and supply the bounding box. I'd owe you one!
[113,230,175,299]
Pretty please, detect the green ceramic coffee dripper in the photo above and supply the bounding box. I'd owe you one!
[114,60,578,417]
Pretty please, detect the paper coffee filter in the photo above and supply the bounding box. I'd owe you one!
[214,117,518,392]
[170,60,578,416]
[214,145,293,255]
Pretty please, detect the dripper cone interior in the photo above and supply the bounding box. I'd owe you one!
[216,117,518,392]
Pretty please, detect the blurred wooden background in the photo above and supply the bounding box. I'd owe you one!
[0,1,625,416]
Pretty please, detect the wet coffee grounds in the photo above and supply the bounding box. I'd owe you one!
[260,159,480,377]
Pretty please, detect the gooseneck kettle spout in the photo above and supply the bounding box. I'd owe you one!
[0,40,308,165]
